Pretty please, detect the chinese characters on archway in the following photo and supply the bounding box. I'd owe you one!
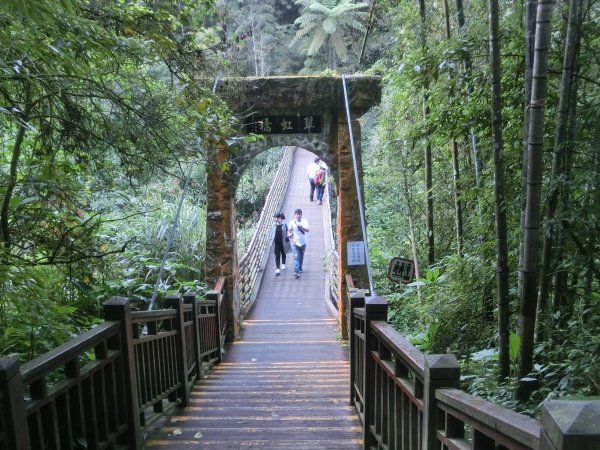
[246,115,322,134]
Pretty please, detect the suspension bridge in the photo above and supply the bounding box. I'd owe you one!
[1,76,598,450]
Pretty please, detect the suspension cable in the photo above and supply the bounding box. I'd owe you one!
[147,77,221,310]
[341,75,376,296]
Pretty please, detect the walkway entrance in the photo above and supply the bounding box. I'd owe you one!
[143,148,362,449]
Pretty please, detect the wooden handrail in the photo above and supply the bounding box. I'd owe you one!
[370,321,425,378]
[0,277,228,450]
[20,322,120,382]
[346,273,355,290]
[346,277,600,450]
[435,388,541,449]
[212,275,225,294]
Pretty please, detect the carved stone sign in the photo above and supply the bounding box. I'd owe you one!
[246,115,323,135]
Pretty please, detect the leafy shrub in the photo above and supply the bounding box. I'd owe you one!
[0,264,95,362]
[93,173,207,310]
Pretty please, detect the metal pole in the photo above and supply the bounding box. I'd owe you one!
[341,75,376,296]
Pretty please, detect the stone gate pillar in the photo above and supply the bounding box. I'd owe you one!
[205,144,240,342]
[336,117,370,339]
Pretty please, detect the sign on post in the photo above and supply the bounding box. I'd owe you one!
[387,257,415,284]
[347,241,366,266]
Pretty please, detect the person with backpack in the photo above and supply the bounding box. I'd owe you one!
[313,166,327,205]
[307,157,321,202]
[269,212,290,275]
[287,208,309,279]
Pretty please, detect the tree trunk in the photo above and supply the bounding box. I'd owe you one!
[400,144,423,308]
[551,55,580,318]
[516,0,555,400]
[1,87,31,250]
[455,0,481,195]
[536,0,582,341]
[518,0,538,301]
[419,0,435,266]
[451,142,463,255]
[441,0,464,256]
[580,153,599,324]
[487,0,511,382]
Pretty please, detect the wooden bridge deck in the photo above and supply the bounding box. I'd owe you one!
[143,148,362,449]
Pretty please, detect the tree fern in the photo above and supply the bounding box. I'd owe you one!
[291,0,368,65]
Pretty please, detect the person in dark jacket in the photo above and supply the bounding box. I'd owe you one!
[269,213,290,275]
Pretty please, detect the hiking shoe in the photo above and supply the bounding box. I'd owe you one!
[281,264,286,270]
[294,272,300,279]
[275,269,280,275]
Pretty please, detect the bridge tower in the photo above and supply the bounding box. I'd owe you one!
[205,76,381,341]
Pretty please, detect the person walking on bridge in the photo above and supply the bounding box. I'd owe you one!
[269,212,290,276]
[288,208,309,279]
[307,157,321,202]
[313,164,327,205]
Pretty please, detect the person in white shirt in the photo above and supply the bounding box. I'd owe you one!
[287,208,309,279]
[307,157,321,202]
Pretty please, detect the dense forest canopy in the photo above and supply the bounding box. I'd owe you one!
[1,0,599,414]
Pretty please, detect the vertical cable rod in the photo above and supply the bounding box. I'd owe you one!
[341,75,376,296]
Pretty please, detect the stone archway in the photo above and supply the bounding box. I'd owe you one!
[205,76,381,341]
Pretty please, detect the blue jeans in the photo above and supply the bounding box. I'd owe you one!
[316,183,325,201]
[309,178,316,201]
[292,244,306,273]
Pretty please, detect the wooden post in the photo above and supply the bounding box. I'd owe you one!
[165,294,190,406]
[362,296,388,450]
[0,357,31,450]
[422,354,460,450]
[348,288,366,407]
[103,297,142,450]
[183,292,203,379]
[539,400,600,450]
[207,283,224,363]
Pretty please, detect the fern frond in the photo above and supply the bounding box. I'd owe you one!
[330,29,348,62]
[307,27,328,55]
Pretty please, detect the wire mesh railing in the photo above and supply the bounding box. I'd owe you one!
[323,173,340,312]
[238,146,296,316]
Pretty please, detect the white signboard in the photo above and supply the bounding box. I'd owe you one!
[347,241,366,266]
[387,257,415,284]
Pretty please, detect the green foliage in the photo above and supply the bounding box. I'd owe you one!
[235,148,285,256]
[215,0,304,76]
[290,0,368,67]
[0,264,99,362]
[94,177,208,309]
[0,0,225,359]
[364,0,600,411]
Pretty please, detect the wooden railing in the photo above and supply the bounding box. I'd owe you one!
[0,277,227,450]
[347,277,600,450]
[238,146,295,315]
